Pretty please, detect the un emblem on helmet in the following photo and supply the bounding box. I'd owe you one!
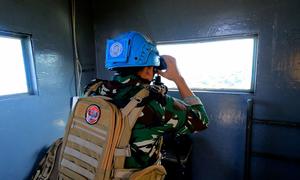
[85,105,101,125]
[110,42,123,57]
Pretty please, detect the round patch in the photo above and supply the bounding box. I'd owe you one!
[110,42,123,57]
[85,105,101,125]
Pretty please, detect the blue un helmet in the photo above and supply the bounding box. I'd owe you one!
[105,31,167,70]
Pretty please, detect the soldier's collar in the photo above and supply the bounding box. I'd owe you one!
[112,74,151,85]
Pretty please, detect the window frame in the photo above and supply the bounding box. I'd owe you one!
[156,34,258,94]
[0,30,38,98]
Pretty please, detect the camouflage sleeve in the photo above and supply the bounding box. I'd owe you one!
[164,95,209,135]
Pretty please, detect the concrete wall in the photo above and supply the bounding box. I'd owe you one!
[92,0,300,179]
[0,0,95,179]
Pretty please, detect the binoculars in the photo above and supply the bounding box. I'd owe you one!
[157,56,167,70]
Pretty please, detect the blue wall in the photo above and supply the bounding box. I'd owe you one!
[0,0,95,179]
[92,0,300,179]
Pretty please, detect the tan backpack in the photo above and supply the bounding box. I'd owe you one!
[32,82,166,180]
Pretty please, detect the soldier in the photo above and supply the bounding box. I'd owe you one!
[84,31,209,177]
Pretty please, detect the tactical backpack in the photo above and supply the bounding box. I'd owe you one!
[32,82,166,180]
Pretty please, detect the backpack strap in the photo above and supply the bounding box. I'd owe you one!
[121,88,149,127]
[83,81,103,97]
[113,88,149,170]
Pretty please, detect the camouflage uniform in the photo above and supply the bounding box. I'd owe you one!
[84,74,209,169]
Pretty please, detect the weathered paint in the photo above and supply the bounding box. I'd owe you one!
[0,0,95,179]
[92,0,300,179]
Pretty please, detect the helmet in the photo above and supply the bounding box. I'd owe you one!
[105,31,163,70]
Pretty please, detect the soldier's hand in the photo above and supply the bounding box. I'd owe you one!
[158,55,182,82]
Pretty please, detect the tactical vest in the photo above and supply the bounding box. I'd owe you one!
[32,82,166,180]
